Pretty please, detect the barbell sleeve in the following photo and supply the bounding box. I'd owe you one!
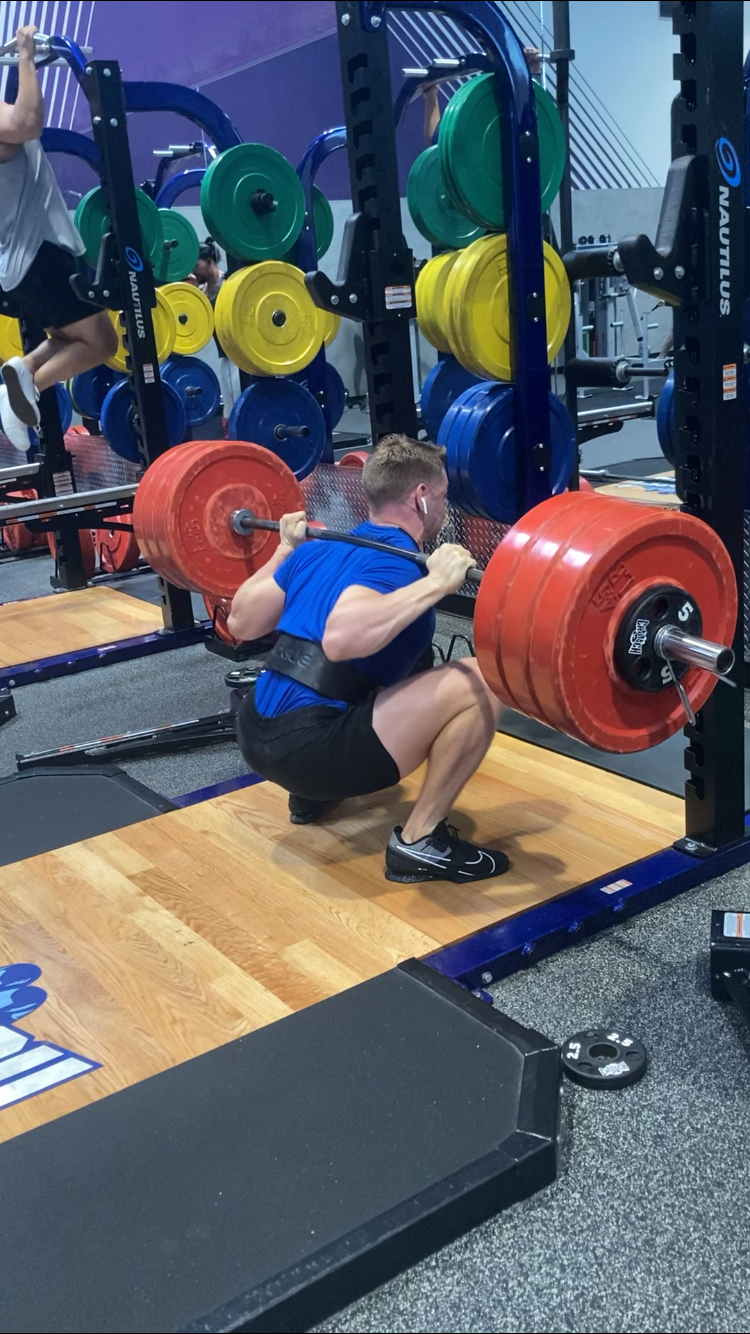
[654,626,735,678]
[230,509,483,584]
[274,424,310,441]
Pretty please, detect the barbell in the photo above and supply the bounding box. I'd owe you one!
[131,439,737,756]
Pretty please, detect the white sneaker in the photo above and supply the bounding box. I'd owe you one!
[0,385,31,452]
[1,356,40,427]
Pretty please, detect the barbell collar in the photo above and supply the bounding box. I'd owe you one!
[654,626,734,678]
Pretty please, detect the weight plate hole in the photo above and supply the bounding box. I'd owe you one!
[633,658,651,680]
[652,596,669,619]
[272,310,287,327]
[589,1043,619,1059]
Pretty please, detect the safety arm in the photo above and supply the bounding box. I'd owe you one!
[0,50,44,144]
[322,577,446,662]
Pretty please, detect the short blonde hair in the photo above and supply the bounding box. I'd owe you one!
[362,434,447,509]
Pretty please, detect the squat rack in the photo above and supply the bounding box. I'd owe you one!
[307,0,750,991]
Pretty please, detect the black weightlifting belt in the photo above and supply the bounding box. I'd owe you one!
[264,633,376,705]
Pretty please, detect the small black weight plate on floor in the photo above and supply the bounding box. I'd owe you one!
[561,1028,647,1089]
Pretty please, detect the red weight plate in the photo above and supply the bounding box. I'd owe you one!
[498,493,607,731]
[47,527,97,580]
[474,492,582,712]
[97,526,141,573]
[133,441,208,588]
[537,500,735,751]
[486,492,736,753]
[337,450,369,468]
[134,440,305,598]
[1,488,38,553]
[136,441,249,591]
[136,441,229,588]
[3,523,33,553]
[203,592,240,645]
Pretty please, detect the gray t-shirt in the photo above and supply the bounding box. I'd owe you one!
[0,139,85,291]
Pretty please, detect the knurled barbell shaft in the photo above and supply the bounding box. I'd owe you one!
[231,508,484,584]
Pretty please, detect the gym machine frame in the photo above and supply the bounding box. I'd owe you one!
[308,0,750,998]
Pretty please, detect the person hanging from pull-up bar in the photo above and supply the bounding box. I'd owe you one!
[0,23,118,452]
[228,434,510,886]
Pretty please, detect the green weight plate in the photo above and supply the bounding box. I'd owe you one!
[74,186,163,268]
[407,146,485,250]
[439,74,566,229]
[201,143,305,262]
[282,186,335,263]
[154,209,201,283]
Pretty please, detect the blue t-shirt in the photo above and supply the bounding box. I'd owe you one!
[254,522,436,716]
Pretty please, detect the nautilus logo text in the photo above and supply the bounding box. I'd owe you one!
[715,139,740,317]
[715,137,741,188]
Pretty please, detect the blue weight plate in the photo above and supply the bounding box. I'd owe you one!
[161,356,221,426]
[101,379,187,462]
[439,386,483,515]
[451,382,501,518]
[420,356,483,441]
[28,383,74,451]
[291,362,347,430]
[460,387,575,524]
[227,378,325,480]
[438,382,492,517]
[56,383,73,434]
[437,391,471,512]
[656,371,675,467]
[71,365,125,421]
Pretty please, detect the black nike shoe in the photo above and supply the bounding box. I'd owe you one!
[288,794,337,826]
[384,820,509,884]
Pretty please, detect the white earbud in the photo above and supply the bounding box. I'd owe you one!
[420,496,428,515]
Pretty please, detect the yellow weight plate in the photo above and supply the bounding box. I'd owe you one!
[322,309,341,347]
[415,251,462,353]
[441,243,486,373]
[105,289,177,372]
[445,234,571,381]
[0,314,23,362]
[214,268,260,374]
[215,261,327,376]
[160,282,215,355]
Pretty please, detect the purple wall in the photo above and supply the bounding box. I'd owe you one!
[50,1,425,206]
[85,1,337,94]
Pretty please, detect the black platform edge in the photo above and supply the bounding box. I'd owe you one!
[185,962,560,1334]
[0,763,177,812]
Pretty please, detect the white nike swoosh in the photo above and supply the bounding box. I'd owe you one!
[458,852,496,876]
[395,845,451,865]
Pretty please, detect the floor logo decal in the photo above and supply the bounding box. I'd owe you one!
[0,964,100,1111]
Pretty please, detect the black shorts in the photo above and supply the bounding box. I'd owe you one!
[235,685,400,802]
[5,241,102,330]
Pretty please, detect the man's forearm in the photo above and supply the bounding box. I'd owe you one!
[14,53,44,137]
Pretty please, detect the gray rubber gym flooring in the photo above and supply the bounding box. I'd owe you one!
[316,867,750,1334]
